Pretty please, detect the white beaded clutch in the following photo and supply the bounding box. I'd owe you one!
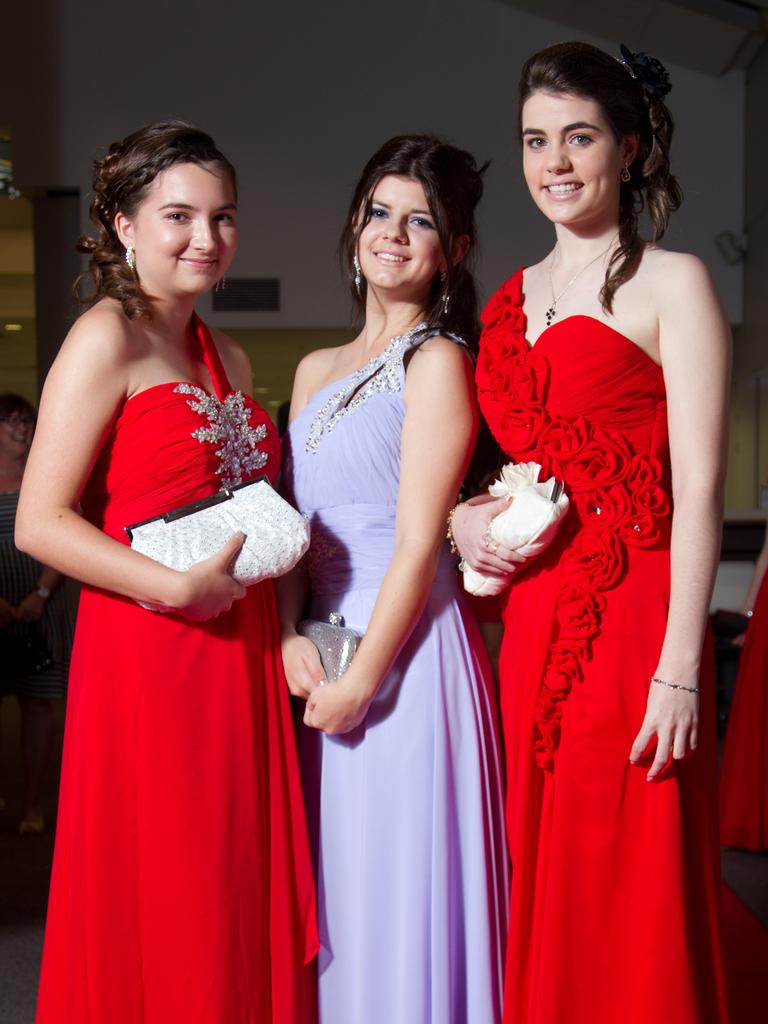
[125,478,310,595]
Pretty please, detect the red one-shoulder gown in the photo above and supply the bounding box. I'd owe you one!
[35,317,317,1023]
[476,269,729,1024]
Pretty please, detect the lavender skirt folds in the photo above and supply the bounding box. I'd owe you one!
[283,328,508,1024]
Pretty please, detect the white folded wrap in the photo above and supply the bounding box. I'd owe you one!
[461,461,570,597]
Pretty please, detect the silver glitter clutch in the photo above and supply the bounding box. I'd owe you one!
[297,612,362,682]
[126,478,310,597]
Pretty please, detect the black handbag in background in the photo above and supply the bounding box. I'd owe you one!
[711,609,750,640]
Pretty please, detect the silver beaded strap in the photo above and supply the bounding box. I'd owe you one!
[652,676,699,695]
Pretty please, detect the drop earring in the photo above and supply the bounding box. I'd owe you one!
[353,254,362,293]
[440,272,450,316]
[125,245,135,270]
[621,166,631,183]
[216,277,226,292]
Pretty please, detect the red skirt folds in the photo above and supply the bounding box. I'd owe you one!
[36,580,317,1023]
[500,543,728,1024]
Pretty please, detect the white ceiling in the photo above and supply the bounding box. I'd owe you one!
[495,0,767,74]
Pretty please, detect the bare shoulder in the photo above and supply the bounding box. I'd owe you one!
[641,248,729,369]
[640,248,715,303]
[295,344,344,383]
[290,345,346,418]
[410,333,473,368]
[52,300,137,392]
[405,335,475,395]
[62,299,134,358]
[37,300,137,426]
[208,326,252,393]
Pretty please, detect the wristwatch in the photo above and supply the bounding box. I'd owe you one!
[35,586,52,600]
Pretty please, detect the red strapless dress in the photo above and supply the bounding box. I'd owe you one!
[720,568,768,850]
[36,318,317,1023]
[476,269,729,1024]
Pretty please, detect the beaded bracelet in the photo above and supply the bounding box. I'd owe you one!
[652,676,699,695]
[446,505,461,555]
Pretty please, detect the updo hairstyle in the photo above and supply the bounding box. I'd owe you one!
[76,121,237,319]
[339,134,487,350]
[519,41,683,312]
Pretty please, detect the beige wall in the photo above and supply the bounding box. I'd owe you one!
[228,327,355,422]
[3,0,746,330]
[726,42,768,511]
[0,197,35,403]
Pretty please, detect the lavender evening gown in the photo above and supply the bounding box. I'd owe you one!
[283,325,508,1024]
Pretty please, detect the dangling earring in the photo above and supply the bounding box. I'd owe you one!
[621,166,631,183]
[440,272,450,316]
[125,245,135,270]
[215,277,226,292]
[353,254,362,293]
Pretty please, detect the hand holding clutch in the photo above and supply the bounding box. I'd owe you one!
[126,478,310,610]
[462,461,569,597]
[297,613,362,682]
[303,674,371,735]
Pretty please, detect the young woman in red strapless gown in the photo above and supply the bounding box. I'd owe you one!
[451,43,731,1023]
[16,122,317,1023]
[720,527,768,850]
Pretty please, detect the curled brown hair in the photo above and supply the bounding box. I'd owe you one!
[519,41,682,312]
[339,134,487,351]
[76,121,237,319]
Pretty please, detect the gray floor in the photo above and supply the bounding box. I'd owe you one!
[2,700,767,1024]
[1,698,60,1024]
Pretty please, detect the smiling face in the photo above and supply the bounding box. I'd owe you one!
[356,174,446,305]
[521,91,637,233]
[115,162,238,300]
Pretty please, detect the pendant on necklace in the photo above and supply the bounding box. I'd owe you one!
[545,304,556,327]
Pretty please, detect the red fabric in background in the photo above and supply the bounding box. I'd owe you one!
[720,570,768,851]
[721,885,768,1023]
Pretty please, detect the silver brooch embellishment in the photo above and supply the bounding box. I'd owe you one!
[174,384,268,488]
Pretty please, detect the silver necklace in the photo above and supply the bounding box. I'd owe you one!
[545,241,616,327]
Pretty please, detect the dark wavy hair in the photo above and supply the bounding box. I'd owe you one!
[76,121,237,320]
[339,134,487,351]
[0,393,36,423]
[519,41,682,312]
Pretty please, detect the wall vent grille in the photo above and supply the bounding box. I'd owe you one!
[212,277,280,312]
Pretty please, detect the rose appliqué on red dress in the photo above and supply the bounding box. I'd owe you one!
[476,270,671,770]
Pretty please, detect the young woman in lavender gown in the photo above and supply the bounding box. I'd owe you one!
[279,135,508,1024]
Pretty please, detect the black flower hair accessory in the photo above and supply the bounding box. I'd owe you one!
[618,44,672,100]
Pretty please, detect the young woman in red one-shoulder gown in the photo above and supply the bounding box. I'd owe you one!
[16,122,317,1023]
[452,42,731,1023]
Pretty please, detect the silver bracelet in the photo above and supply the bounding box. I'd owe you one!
[652,676,699,695]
